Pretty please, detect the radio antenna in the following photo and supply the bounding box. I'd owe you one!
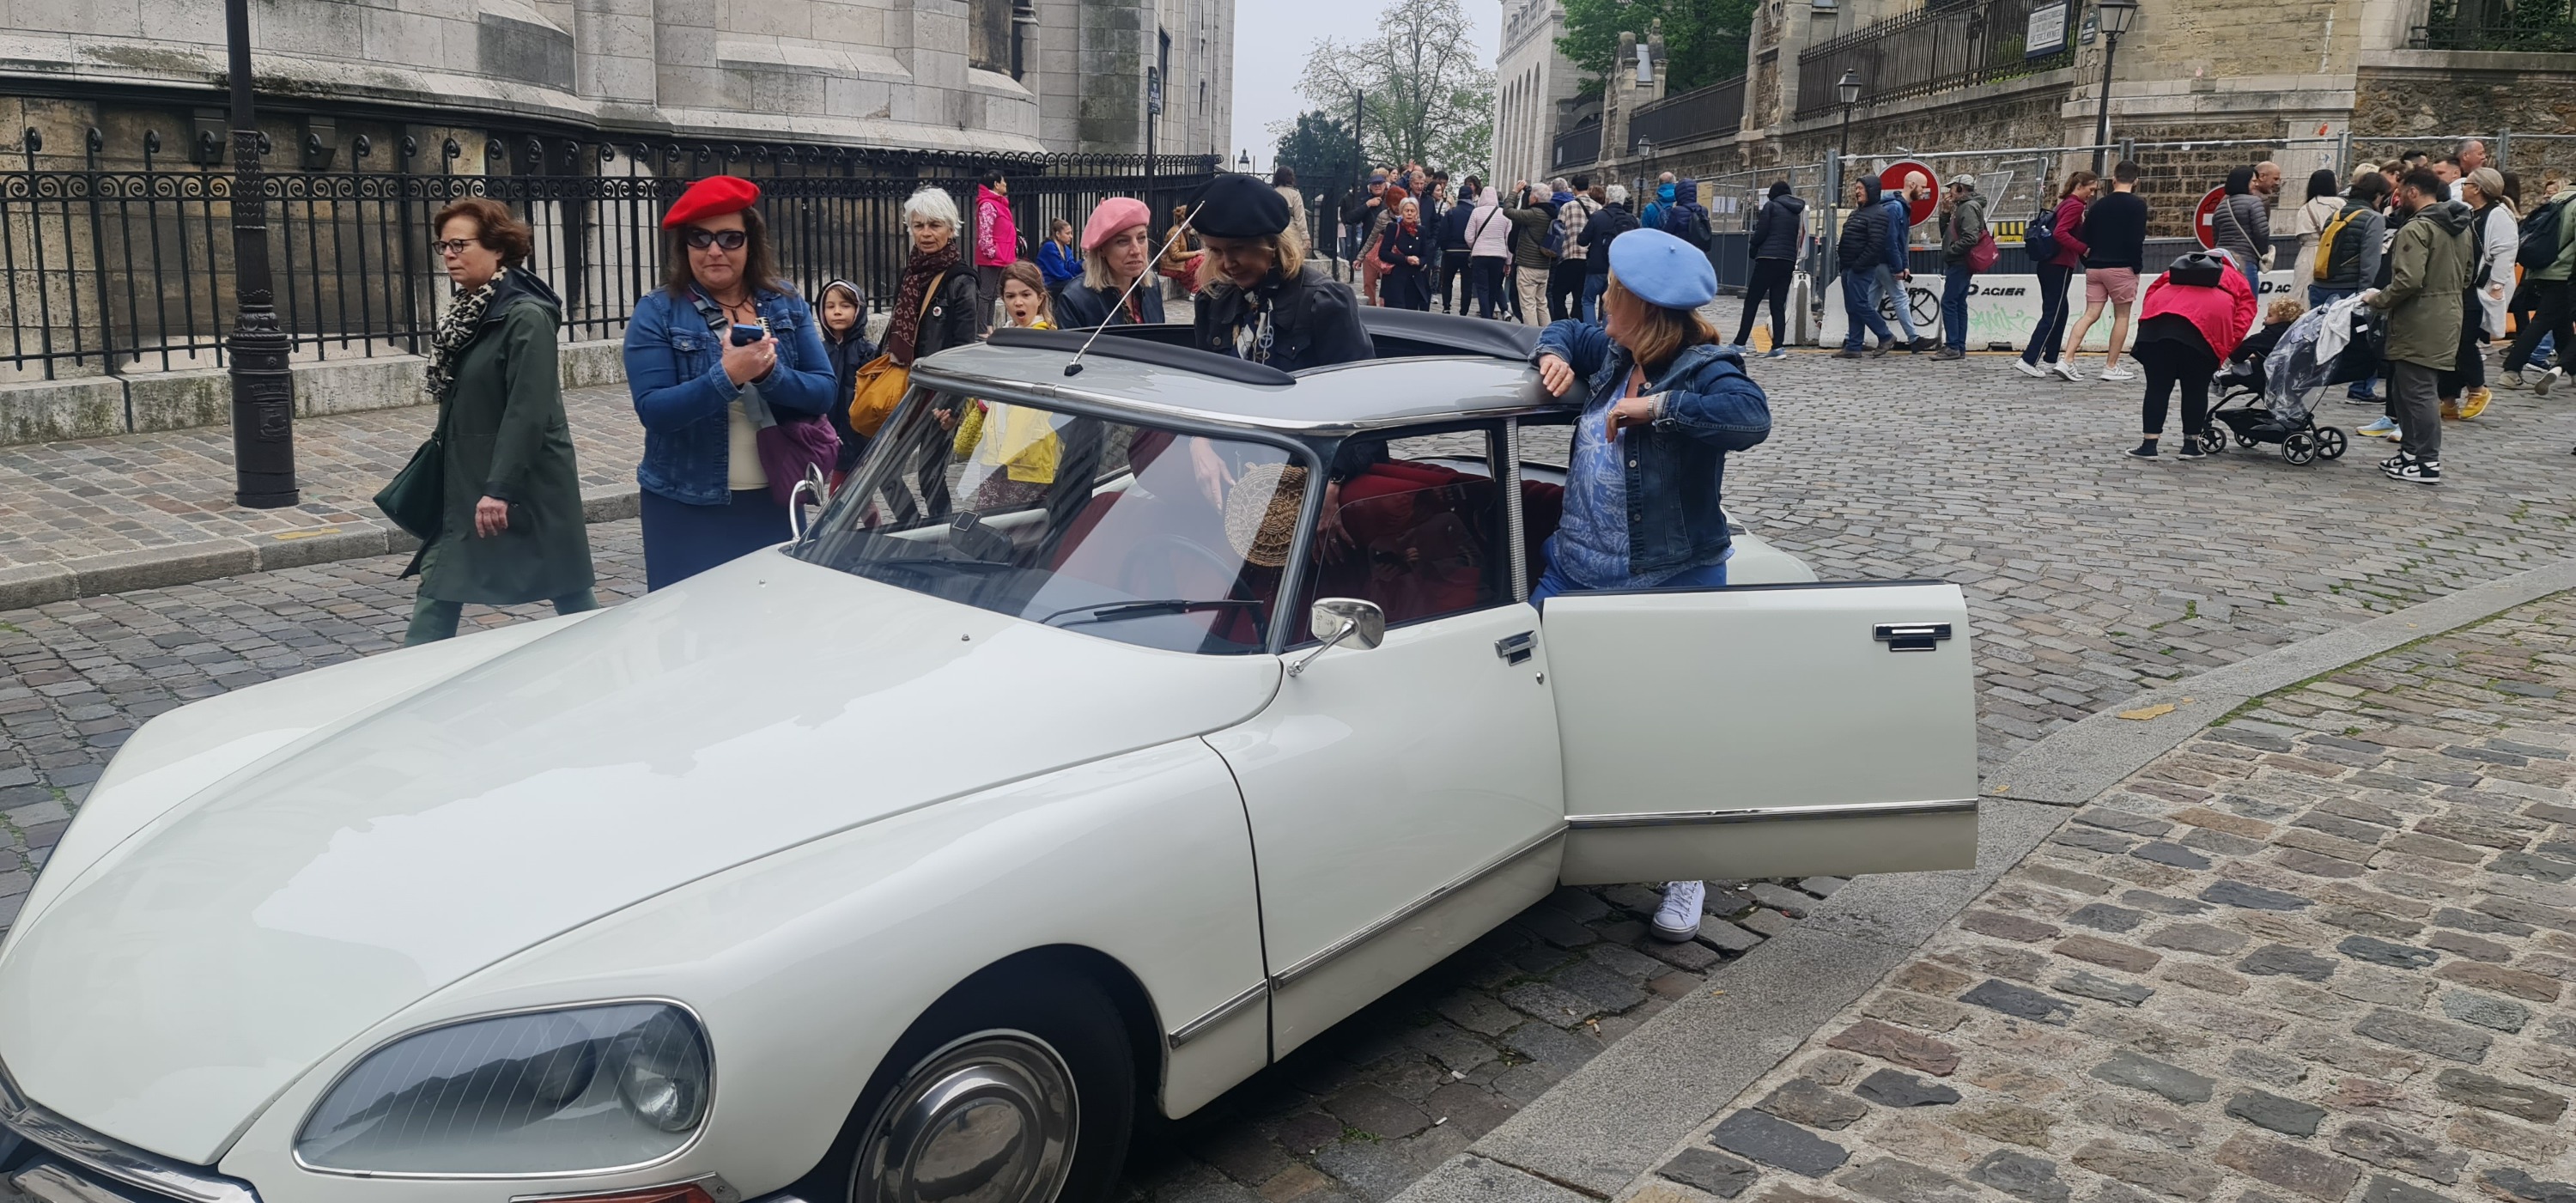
[1066,203,1200,377]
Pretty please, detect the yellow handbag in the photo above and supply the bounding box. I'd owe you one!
[847,273,945,438]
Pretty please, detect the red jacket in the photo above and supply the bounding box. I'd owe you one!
[975,185,1018,269]
[2045,194,2089,269]
[2137,264,2257,361]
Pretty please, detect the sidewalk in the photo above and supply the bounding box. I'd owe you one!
[0,385,641,610]
[1420,589,2576,1203]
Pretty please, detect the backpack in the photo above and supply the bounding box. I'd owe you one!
[2026,203,2060,262]
[2313,204,2372,282]
[1667,203,1711,247]
[2518,194,2572,271]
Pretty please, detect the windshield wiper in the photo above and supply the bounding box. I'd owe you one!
[1038,598,1266,628]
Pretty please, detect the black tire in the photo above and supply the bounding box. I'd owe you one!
[2318,428,2348,459]
[807,970,1135,1203]
[2283,431,2318,465]
[2197,428,2227,455]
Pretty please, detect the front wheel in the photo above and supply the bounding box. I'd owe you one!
[830,975,1135,1203]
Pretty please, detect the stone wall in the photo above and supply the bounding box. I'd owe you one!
[2355,53,2576,186]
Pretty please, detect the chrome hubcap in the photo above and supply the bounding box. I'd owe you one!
[856,1032,1078,1203]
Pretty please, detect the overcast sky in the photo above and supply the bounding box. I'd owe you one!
[1230,0,1503,170]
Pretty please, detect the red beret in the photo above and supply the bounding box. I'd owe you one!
[663,176,761,228]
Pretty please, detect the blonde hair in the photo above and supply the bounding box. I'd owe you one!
[1605,270,1718,371]
[2263,297,2306,325]
[902,187,961,234]
[1194,229,1307,293]
[1082,221,1151,292]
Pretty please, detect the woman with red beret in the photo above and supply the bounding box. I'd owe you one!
[622,176,839,589]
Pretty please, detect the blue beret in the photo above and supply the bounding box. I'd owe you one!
[1607,228,1717,311]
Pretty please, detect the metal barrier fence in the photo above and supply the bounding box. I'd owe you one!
[0,130,1219,380]
[1630,77,1747,160]
[1795,0,2077,120]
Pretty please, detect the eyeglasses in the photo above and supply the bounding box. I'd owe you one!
[430,239,479,257]
[683,228,749,252]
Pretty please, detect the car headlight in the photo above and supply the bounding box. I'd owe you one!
[295,1002,712,1176]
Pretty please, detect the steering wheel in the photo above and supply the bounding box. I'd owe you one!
[1121,533,1261,607]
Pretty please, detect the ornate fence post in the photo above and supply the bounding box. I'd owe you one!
[223,0,297,507]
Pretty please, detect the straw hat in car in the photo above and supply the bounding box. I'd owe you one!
[1224,463,1307,569]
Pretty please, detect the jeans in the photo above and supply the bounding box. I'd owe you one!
[1581,272,1609,324]
[2134,337,2216,437]
[1872,264,1918,340]
[2023,263,2073,364]
[1735,258,1794,348]
[1941,266,1976,352]
[1840,268,1892,350]
[1528,556,1728,609]
[2505,278,2575,374]
[1471,256,1509,319]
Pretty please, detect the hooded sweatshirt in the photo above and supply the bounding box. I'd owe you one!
[1751,194,1806,261]
[975,185,1018,268]
[2370,197,2474,370]
[815,279,879,471]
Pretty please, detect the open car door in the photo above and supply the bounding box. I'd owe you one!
[1544,580,1979,885]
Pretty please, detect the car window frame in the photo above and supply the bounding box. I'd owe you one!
[1282,417,1528,648]
[801,380,1332,655]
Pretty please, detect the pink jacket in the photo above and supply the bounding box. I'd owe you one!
[2137,264,2257,361]
[975,185,1018,268]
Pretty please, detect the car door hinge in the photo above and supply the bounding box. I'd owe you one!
[1874,622,1953,652]
[1496,631,1536,665]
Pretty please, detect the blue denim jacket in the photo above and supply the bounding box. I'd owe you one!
[1534,320,1771,579]
[624,287,837,505]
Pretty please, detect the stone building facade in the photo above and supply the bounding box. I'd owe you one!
[0,0,1232,167]
[1540,0,2576,238]
[1491,0,1585,187]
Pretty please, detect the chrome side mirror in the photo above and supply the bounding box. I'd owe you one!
[1289,598,1386,677]
[787,465,829,544]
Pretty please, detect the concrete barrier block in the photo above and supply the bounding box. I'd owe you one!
[0,563,76,613]
[561,340,628,390]
[248,522,392,572]
[296,356,431,417]
[67,540,258,596]
[125,368,233,434]
[0,376,124,445]
[580,484,641,523]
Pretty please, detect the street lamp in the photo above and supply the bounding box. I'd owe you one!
[1635,136,1656,197]
[1238,149,1254,173]
[2092,0,2137,173]
[1828,70,1863,287]
[223,0,296,507]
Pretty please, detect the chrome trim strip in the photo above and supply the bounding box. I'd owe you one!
[1166,981,1270,1050]
[1270,827,1565,989]
[1500,422,1528,602]
[1566,798,1981,830]
[909,364,1560,438]
[0,1096,259,1203]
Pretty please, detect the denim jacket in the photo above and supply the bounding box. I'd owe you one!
[624,287,837,505]
[1534,320,1771,579]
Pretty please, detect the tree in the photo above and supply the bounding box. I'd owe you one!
[1270,111,1362,203]
[1293,0,1494,175]
[1557,0,1759,98]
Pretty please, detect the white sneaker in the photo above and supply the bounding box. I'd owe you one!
[2050,361,2082,382]
[2538,368,2561,398]
[2099,366,2136,382]
[2011,358,2048,379]
[1652,881,1706,942]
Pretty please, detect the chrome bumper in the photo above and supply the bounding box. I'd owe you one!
[0,1072,258,1203]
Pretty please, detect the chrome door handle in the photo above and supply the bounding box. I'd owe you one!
[1496,631,1536,665]
[1874,623,1952,652]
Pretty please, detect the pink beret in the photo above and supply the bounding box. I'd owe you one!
[663,176,760,228]
[1081,197,1152,251]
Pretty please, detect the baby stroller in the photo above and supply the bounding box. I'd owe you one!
[2206,295,2375,466]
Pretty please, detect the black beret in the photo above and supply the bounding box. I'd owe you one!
[1194,173,1292,239]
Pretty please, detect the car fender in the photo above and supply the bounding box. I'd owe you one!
[213,737,1265,1203]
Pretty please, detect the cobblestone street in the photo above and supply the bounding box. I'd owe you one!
[3,331,2576,1203]
[1634,592,2576,1203]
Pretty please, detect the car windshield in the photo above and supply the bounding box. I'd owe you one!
[794,389,1311,654]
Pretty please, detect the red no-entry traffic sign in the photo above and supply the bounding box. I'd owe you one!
[1880,161,1940,226]
[2192,187,2226,250]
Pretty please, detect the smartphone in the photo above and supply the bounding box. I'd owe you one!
[729,322,767,346]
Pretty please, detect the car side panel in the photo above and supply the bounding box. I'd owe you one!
[213,739,1266,1203]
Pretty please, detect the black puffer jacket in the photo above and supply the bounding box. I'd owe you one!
[1750,196,1806,261]
[1838,201,1890,273]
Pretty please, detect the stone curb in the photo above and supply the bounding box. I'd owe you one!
[1388,559,2576,1203]
[0,485,642,614]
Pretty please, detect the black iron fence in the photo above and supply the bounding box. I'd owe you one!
[1,130,1219,380]
[2414,0,2576,49]
[1629,76,1747,155]
[1795,0,2078,119]
[1552,123,1601,173]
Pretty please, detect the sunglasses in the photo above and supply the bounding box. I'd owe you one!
[683,228,749,252]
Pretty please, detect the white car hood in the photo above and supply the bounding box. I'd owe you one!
[0,551,1279,1164]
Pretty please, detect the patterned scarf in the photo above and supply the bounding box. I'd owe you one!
[884,240,963,366]
[424,279,496,399]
